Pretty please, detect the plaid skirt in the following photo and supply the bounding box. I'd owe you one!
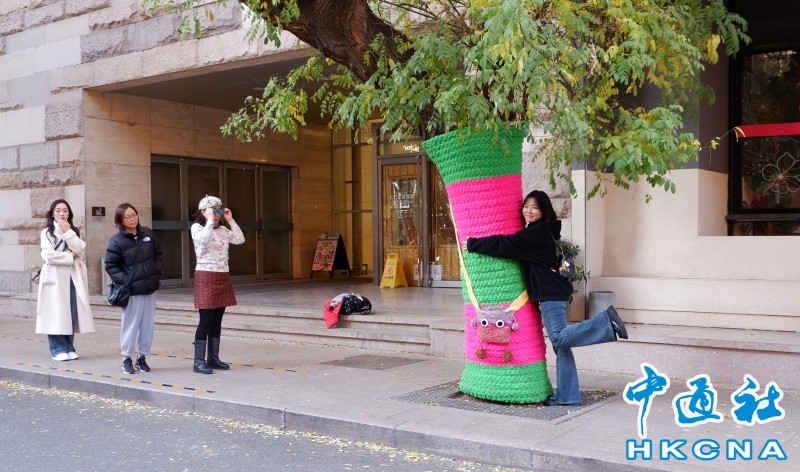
[193,270,237,309]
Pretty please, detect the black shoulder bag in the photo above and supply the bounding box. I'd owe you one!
[106,241,141,308]
[546,231,576,281]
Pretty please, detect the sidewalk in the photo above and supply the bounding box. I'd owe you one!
[1,287,797,471]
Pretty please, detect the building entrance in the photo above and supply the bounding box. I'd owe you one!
[151,156,292,285]
[376,138,460,287]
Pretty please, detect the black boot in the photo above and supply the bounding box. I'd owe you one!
[193,341,213,374]
[206,338,230,370]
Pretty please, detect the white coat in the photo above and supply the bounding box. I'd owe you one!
[35,227,95,335]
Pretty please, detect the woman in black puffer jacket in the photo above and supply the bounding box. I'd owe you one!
[104,203,163,375]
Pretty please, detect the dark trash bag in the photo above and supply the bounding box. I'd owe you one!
[332,293,372,315]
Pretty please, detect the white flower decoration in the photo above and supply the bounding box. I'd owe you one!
[761,152,800,195]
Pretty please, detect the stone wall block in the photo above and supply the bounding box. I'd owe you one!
[88,2,143,32]
[0,146,18,169]
[553,197,572,219]
[99,52,145,86]
[150,99,194,129]
[24,1,65,29]
[0,171,22,190]
[19,229,41,245]
[0,218,38,231]
[198,29,257,66]
[19,141,58,169]
[65,0,110,18]
[45,101,83,139]
[0,0,29,17]
[22,168,48,188]
[49,63,94,94]
[195,3,242,36]
[30,187,63,217]
[83,91,112,119]
[110,93,150,125]
[127,14,180,52]
[0,35,6,55]
[0,102,23,112]
[31,0,55,9]
[6,23,46,52]
[58,137,84,166]
[80,26,127,62]
[0,11,24,36]
[141,40,198,78]
[48,165,84,186]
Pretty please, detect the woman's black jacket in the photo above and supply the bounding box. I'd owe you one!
[466,220,573,302]
[104,226,163,295]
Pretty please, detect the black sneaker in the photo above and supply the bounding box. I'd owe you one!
[135,355,151,372]
[607,305,629,340]
[122,357,136,375]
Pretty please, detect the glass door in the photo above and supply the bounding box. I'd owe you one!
[378,156,424,286]
[151,160,185,285]
[225,163,258,280]
[260,167,292,277]
[430,167,460,287]
[151,156,292,284]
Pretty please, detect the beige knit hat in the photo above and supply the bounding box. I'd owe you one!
[198,195,222,210]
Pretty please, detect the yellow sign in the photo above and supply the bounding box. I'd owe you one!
[380,253,407,288]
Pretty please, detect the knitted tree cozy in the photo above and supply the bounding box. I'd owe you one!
[423,127,553,403]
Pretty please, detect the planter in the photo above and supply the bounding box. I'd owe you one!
[588,291,616,318]
[422,127,553,403]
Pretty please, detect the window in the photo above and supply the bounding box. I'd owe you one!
[728,1,800,235]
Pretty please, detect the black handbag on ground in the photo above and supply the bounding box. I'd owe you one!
[106,242,141,308]
[338,293,372,315]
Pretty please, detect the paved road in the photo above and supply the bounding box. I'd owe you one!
[0,381,520,472]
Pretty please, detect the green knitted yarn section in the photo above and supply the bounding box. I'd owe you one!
[422,127,527,186]
[460,360,553,404]
[461,252,525,305]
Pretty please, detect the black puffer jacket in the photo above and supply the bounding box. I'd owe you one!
[104,226,163,295]
[466,220,573,302]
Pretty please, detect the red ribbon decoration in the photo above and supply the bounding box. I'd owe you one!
[734,122,800,139]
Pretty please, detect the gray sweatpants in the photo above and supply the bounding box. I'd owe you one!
[120,292,156,357]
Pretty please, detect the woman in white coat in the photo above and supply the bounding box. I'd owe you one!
[36,199,95,360]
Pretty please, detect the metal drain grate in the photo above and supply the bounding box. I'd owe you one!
[391,381,617,422]
[322,354,426,370]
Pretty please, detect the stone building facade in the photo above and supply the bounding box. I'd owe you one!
[1,0,799,337]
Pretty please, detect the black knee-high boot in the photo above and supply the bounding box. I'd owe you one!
[206,338,230,370]
[193,341,213,374]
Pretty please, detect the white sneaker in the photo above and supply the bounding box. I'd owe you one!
[52,353,69,361]
[67,351,79,360]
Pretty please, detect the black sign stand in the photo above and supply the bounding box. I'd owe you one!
[311,233,351,278]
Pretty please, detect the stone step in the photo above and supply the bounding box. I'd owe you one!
[91,303,433,354]
[552,323,800,390]
[590,277,800,331]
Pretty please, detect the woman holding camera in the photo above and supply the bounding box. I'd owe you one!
[190,195,245,374]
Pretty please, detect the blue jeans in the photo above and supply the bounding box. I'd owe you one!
[539,301,616,404]
[48,279,77,356]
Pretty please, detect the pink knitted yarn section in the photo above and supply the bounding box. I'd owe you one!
[446,175,523,241]
[463,302,548,366]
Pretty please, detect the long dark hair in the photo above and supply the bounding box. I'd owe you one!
[522,190,557,224]
[194,210,208,226]
[45,199,80,241]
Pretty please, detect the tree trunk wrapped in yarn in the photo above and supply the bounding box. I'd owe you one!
[422,127,553,403]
